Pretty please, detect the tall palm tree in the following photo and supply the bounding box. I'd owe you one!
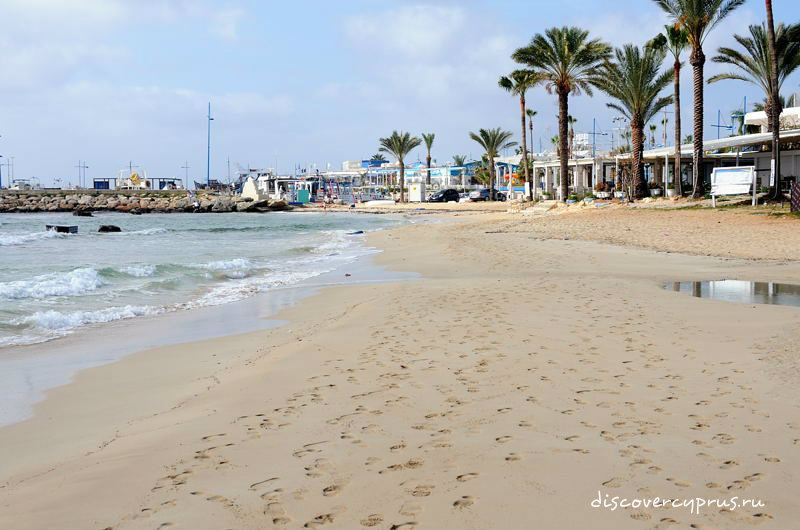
[452,154,468,187]
[592,44,673,199]
[567,115,577,159]
[468,128,517,200]
[513,26,611,201]
[649,124,658,148]
[709,23,800,132]
[653,0,746,198]
[526,109,538,153]
[421,133,436,185]
[499,69,542,200]
[378,131,421,203]
[765,0,780,199]
[648,25,689,196]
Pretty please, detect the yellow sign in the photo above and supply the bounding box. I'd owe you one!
[130,173,140,186]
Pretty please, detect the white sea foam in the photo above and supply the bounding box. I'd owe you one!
[112,227,168,236]
[0,268,106,300]
[0,230,63,246]
[21,305,159,331]
[120,264,157,277]
[197,258,256,271]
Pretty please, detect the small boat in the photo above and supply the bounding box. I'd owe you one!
[46,225,78,234]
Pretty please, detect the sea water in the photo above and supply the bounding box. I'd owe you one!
[0,211,407,347]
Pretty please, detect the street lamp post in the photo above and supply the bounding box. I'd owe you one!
[207,102,214,187]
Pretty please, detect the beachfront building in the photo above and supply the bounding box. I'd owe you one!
[631,128,800,193]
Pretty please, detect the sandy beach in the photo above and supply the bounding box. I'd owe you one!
[1,208,799,529]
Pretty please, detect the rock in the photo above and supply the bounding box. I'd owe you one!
[73,209,93,216]
[98,225,122,232]
[269,200,290,211]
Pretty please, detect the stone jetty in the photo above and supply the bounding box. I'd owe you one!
[0,191,290,214]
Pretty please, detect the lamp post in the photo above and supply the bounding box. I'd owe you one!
[207,102,214,187]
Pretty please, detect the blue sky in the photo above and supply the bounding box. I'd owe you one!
[0,0,798,186]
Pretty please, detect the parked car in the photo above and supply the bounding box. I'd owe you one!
[469,189,506,202]
[427,189,461,202]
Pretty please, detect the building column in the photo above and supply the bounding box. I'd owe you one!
[545,167,554,195]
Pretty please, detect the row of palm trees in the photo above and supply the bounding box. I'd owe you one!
[502,0,791,201]
[379,0,788,203]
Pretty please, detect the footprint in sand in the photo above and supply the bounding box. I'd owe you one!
[304,514,335,528]
[322,484,344,497]
[456,473,479,482]
[505,453,521,462]
[360,514,384,527]
[666,478,691,487]
[453,496,475,509]
[399,502,422,516]
[389,523,418,530]
[495,436,512,444]
[409,485,434,497]
[712,433,735,445]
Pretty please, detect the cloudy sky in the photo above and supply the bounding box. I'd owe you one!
[1,0,798,186]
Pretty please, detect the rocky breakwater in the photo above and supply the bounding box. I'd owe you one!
[0,191,290,214]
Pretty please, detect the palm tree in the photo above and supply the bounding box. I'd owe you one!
[468,128,517,200]
[567,115,577,159]
[513,26,611,201]
[370,153,387,162]
[592,44,673,199]
[526,109,538,154]
[452,154,468,187]
[648,25,689,196]
[653,0,746,198]
[378,131,421,202]
[709,23,800,132]
[649,124,658,148]
[421,133,436,185]
[499,69,542,200]
[765,0,781,199]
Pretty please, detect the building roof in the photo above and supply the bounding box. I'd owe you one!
[627,128,800,160]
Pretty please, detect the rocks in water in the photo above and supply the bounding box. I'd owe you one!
[98,225,122,233]
[73,209,93,217]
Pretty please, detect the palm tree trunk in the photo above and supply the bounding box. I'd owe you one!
[673,58,682,197]
[558,89,569,201]
[690,45,705,199]
[632,122,646,199]
[519,94,532,201]
[399,161,405,203]
[766,0,781,200]
[425,155,431,186]
[489,155,496,200]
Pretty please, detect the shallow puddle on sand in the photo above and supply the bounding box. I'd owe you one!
[666,280,800,307]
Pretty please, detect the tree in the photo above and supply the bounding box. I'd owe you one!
[468,128,517,200]
[513,26,611,201]
[592,44,673,199]
[370,153,387,162]
[765,0,781,199]
[567,115,577,159]
[378,131,421,203]
[649,25,689,197]
[709,23,800,132]
[499,69,542,201]
[421,133,436,185]
[526,109,538,154]
[452,154,468,187]
[653,0,746,198]
[649,124,658,148]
